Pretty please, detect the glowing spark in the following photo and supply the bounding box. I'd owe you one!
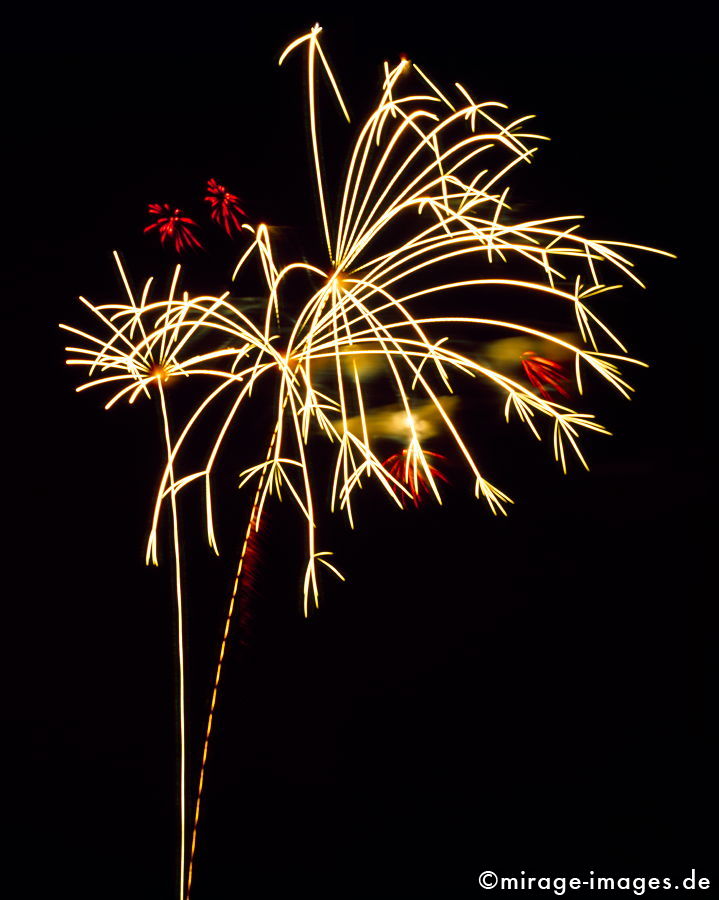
[521,351,571,400]
[382,448,449,506]
[145,203,203,252]
[204,178,247,236]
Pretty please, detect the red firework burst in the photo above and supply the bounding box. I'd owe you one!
[382,449,449,507]
[521,351,571,401]
[204,178,247,236]
[144,203,203,253]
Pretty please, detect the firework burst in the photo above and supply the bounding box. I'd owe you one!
[383,448,449,506]
[145,203,203,252]
[521,350,572,400]
[205,178,247,236]
[61,253,247,900]
[62,24,673,900]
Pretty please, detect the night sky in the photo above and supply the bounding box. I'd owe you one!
[4,6,714,899]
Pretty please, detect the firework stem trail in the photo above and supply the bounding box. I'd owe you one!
[186,427,278,900]
[158,379,187,900]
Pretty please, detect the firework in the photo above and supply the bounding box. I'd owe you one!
[145,203,203,252]
[205,178,247,236]
[521,350,572,400]
[186,28,672,896]
[382,448,449,506]
[63,24,673,900]
[61,254,249,900]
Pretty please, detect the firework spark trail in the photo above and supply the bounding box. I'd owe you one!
[63,24,674,900]
[186,427,277,898]
[157,378,187,900]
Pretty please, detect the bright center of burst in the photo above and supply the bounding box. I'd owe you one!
[150,364,171,382]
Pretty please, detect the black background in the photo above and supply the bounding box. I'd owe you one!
[4,5,714,898]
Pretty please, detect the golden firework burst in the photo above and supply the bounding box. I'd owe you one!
[62,25,673,900]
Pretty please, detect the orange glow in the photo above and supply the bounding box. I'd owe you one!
[151,363,171,382]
